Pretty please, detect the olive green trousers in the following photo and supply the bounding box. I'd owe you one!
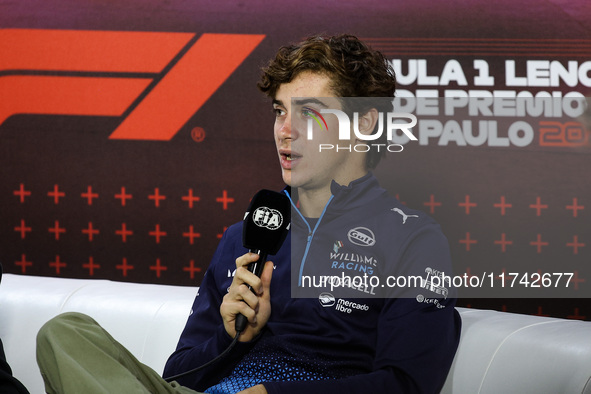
[36,312,200,394]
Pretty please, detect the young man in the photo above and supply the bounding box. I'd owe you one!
[163,35,461,393]
[36,34,460,394]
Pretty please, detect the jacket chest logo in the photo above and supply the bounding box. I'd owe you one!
[347,227,376,246]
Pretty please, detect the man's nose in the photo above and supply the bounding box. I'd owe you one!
[279,115,298,140]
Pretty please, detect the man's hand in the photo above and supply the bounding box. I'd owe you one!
[237,384,268,394]
[220,252,274,342]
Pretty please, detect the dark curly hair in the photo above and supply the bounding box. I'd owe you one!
[258,34,396,169]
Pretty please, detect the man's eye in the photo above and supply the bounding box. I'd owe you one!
[273,108,286,116]
[302,107,315,117]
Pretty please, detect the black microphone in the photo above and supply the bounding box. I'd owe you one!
[235,189,291,333]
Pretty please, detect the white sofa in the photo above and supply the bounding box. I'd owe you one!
[1,273,590,394]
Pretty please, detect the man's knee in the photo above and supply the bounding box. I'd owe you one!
[37,312,96,346]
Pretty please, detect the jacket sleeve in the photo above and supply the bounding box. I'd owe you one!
[162,224,257,391]
[264,220,462,394]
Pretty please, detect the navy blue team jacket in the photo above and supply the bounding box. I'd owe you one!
[163,173,461,394]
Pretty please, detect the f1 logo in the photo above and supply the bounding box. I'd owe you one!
[0,29,265,140]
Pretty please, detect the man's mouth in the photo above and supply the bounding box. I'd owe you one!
[280,151,301,168]
[282,152,301,161]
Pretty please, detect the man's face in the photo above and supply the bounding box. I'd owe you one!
[273,71,366,191]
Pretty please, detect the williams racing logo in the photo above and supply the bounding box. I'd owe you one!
[330,241,377,275]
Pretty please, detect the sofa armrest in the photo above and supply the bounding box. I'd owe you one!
[442,308,591,394]
[0,274,196,394]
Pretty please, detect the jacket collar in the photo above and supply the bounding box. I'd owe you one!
[284,172,387,219]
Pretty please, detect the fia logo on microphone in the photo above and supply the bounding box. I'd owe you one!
[252,207,283,230]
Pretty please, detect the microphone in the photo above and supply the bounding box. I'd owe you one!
[235,189,291,333]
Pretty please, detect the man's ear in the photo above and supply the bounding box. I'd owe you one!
[357,108,379,136]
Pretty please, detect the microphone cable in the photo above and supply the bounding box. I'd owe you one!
[163,328,242,383]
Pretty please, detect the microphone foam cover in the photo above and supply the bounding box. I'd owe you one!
[243,189,291,255]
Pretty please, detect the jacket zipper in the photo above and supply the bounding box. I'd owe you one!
[284,190,334,286]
